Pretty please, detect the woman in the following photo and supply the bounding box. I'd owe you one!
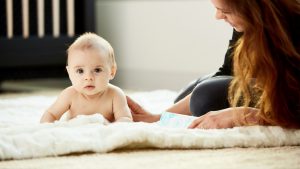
[127,0,300,129]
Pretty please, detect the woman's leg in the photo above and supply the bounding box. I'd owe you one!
[190,76,233,117]
[174,73,214,103]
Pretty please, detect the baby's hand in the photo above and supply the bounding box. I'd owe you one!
[40,111,57,123]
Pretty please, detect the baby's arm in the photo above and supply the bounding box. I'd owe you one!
[112,87,133,122]
[40,87,73,123]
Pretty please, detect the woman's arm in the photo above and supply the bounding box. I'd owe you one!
[126,96,160,122]
[166,93,193,116]
[127,93,193,123]
[188,107,262,129]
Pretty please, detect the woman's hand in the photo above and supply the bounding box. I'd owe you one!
[126,96,161,122]
[188,107,259,129]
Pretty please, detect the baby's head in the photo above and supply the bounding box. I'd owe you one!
[66,33,117,95]
[67,32,116,68]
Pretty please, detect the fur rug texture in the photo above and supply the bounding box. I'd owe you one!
[0,90,300,161]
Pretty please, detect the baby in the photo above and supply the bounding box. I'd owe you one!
[40,32,133,123]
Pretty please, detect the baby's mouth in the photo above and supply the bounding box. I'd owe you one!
[85,85,95,89]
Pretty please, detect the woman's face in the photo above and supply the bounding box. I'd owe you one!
[211,0,244,32]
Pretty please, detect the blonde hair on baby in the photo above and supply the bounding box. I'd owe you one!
[67,32,116,68]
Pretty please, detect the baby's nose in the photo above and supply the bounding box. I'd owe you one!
[84,72,94,80]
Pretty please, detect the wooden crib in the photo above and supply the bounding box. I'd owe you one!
[0,0,95,82]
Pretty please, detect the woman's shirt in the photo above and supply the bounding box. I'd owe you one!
[213,30,242,77]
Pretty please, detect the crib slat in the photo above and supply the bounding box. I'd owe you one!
[52,0,60,37]
[6,0,13,39]
[22,0,29,38]
[67,0,75,37]
[37,0,45,38]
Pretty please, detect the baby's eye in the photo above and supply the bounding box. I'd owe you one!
[76,68,84,74]
[94,68,103,73]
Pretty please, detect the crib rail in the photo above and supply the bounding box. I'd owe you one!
[0,0,94,80]
[0,0,83,39]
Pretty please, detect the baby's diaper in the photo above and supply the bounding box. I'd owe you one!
[157,112,197,129]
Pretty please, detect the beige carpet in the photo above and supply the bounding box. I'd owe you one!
[1,147,300,169]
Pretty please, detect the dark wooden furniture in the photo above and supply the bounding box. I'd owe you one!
[0,0,95,81]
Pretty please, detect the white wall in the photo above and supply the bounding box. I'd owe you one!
[95,0,232,91]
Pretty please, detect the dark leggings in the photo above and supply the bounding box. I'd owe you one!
[174,76,233,117]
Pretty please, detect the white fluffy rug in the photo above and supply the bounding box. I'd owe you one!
[0,90,300,160]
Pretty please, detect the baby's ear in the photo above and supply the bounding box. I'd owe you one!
[110,65,117,80]
[66,66,72,79]
[66,66,69,74]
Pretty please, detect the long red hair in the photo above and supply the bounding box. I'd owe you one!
[226,0,300,128]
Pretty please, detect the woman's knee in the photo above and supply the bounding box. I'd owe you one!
[190,76,232,116]
[173,73,215,103]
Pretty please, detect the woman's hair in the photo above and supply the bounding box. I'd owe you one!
[67,32,116,68]
[227,0,300,128]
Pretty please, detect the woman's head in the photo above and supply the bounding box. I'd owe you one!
[211,0,245,32]
[211,0,300,34]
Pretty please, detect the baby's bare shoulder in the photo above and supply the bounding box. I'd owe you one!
[107,84,125,96]
[60,86,79,98]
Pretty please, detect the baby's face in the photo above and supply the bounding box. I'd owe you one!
[67,49,114,96]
